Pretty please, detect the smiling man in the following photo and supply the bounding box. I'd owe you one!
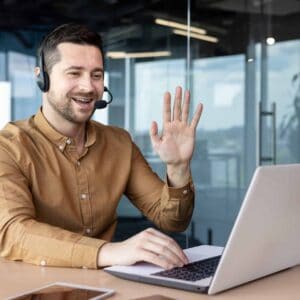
[0,24,203,270]
[41,42,104,154]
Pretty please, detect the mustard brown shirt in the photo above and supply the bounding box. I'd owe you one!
[0,109,194,269]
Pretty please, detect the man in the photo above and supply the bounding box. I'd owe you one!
[0,24,203,270]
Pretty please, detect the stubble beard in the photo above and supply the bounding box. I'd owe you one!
[47,91,96,124]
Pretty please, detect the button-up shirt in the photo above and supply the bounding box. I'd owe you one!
[0,109,194,269]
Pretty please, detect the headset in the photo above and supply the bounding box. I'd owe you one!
[36,51,113,109]
[95,87,113,109]
[36,50,49,93]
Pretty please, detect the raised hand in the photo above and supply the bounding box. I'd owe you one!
[150,86,203,187]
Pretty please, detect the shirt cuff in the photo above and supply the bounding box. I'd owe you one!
[166,175,195,198]
[71,236,106,269]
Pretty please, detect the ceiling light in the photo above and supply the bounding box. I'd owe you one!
[266,37,275,45]
[155,18,207,35]
[107,51,172,59]
[173,29,218,43]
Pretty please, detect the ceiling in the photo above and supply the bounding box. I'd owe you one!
[209,0,300,16]
[1,0,299,30]
[0,0,299,55]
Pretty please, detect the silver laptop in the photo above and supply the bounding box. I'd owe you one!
[105,164,300,295]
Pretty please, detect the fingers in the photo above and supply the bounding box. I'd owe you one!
[141,249,182,270]
[173,86,182,121]
[149,121,161,151]
[182,90,190,124]
[164,86,201,126]
[146,229,188,264]
[147,228,188,264]
[149,121,158,140]
[160,86,204,133]
[163,92,171,124]
[139,228,188,269]
[99,228,189,269]
[190,103,203,131]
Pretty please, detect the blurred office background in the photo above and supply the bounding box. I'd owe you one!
[0,0,299,247]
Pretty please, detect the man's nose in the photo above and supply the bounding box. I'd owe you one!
[78,75,94,91]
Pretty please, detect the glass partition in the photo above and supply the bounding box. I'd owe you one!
[8,51,40,119]
[189,0,300,246]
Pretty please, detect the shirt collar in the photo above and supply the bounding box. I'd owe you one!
[34,108,97,150]
[85,121,97,147]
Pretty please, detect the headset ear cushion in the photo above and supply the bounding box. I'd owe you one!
[43,71,50,92]
[36,50,50,92]
[36,72,44,91]
[36,69,49,92]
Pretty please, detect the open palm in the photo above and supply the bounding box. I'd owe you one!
[150,86,203,166]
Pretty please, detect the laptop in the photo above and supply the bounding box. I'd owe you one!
[105,164,300,295]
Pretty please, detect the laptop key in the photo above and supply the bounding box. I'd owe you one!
[152,255,221,282]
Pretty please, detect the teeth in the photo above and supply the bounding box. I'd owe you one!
[73,97,92,103]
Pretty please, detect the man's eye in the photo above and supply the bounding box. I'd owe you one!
[68,72,79,77]
[93,74,103,80]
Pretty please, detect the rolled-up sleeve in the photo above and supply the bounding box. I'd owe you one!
[126,143,195,232]
[160,178,195,232]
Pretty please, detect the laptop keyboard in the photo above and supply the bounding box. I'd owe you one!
[152,255,221,282]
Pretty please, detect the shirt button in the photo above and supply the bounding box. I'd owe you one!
[80,194,87,200]
[40,260,47,266]
[86,228,91,234]
[66,138,72,145]
[183,189,188,195]
[77,161,81,166]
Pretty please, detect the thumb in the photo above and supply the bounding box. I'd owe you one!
[149,121,161,150]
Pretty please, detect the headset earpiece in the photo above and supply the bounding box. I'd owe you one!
[36,51,50,92]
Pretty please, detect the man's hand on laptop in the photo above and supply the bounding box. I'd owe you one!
[98,228,189,269]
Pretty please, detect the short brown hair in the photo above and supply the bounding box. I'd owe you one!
[37,23,104,73]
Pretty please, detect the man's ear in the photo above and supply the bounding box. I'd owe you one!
[34,67,40,77]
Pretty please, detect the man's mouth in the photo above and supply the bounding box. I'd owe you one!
[71,96,94,104]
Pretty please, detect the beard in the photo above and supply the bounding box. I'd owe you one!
[46,91,97,124]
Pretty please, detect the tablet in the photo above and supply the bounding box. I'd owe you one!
[6,282,114,300]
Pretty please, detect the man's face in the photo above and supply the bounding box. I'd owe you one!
[46,42,104,124]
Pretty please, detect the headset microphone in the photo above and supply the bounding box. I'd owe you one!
[95,86,113,109]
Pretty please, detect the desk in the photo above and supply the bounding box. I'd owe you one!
[1,258,300,300]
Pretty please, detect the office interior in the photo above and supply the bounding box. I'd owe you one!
[0,0,299,249]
